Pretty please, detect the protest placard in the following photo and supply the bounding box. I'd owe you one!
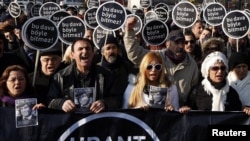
[222,10,250,39]
[142,20,168,46]
[203,2,226,26]
[57,16,86,45]
[172,1,198,28]
[8,2,21,18]
[21,17,59,51]
[96,1,126,31]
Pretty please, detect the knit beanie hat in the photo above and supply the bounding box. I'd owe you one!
[98,35,119,49]
[201,51,228,78]
[40,42,62,57]
[228,52,249,71]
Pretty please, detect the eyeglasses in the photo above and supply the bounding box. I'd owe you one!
[146,64,162,71]
[7,77,25,82]
[207,46,219,51]
[185,40,195,45]
[210,66,226,71]
[41,57,60,63]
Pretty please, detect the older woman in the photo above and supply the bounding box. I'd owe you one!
[227,52,250,110]
[194,51,242,111]
[0,65,44,109]
[123,52,179,111]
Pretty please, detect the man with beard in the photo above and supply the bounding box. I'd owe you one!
[46,38,122,113]
[98,35,138,108]
[123,17,199,113]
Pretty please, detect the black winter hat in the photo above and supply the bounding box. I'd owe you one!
[228,52,249,71]
[167,30,185,41]
[98,35,119,49]
[40,42,62,57]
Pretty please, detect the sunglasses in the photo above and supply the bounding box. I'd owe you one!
[210,66,226,71]
[185,40,195,45]
[146,64,162,71]
[207,46,219,51]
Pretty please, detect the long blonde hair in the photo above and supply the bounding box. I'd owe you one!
[128,52,171,108]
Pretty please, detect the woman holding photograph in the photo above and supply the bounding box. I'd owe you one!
[0,65,44,109]
[123,52,179,111]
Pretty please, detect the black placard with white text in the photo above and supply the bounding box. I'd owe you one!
[96,1,126,31]
[50,10,70,25]
[39,2,61,17]
[203,2,226,26]
[21,17,59,51]
[142,20,168,46]
[84,7,98,29]
[172,1,197,28]
[8,2,21,18]
[222,10,250,39]
[57,16,86,45]
[30,4,42,17]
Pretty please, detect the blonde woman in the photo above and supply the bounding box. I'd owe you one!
[123,52,179,111]
[62,45,73,65]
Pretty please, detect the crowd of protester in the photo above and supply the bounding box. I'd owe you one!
[0,1,250,116]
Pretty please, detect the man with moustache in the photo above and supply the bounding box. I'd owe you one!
[46,38,122,113]
[98,35,138,108]
[124,17,199,113]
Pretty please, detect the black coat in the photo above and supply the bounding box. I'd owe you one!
[98,56,138,107]
[29,62,68,104]
[46,62,122,111]
[194,85,242,111]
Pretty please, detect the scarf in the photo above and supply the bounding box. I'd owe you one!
[0,94,29,106]
[1,95,16,105]
[202,77,229,111]
[228,71,250,106]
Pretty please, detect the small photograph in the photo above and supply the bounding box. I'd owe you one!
[74,87,95,113]
[15,98,38,128]
[149,85,168,108]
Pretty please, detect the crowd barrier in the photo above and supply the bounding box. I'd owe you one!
[0,107,250,141]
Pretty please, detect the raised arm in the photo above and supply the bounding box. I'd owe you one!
[123,16,149,67]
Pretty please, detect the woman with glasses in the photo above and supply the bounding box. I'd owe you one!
[189,51,245,112]
[227,52,250,115]
[0,65,44,109]
[123,52,179,111]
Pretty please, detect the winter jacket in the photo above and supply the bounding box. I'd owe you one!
[46,62,122,111]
